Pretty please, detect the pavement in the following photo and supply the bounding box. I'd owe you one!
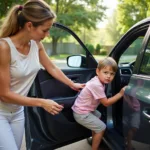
[21,134,26,150]
[21,134,109,150]
[21,135,92,150]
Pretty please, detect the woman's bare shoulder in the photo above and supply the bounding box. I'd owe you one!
[0,39,10,52]
[0,39,11,63]
[35,41,45,51]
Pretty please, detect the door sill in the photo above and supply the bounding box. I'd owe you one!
[104,128,125,150]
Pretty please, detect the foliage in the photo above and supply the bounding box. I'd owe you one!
[44,0,107,55]
[95,43,101,54]
[99,49,107,55]
[0,0,107,55]
[46,0,107,30]
[116,0,150,34]
[123,37,143,55]
[105,10,122,44]
[85,43,95,54]
[0,0,25,18]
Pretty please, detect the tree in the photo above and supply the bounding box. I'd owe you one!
[95,43,101,55]
[0,0,107,55]
[45,0,107,55]
[105,10,122,45]
[0,0,25,18]
[116,0,150,34]
[85,43,95,54]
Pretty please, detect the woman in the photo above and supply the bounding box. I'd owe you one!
[0,1,84,150]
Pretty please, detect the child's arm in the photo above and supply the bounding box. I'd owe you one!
[99,86,126,107]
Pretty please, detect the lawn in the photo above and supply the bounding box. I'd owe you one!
[50,54,136,64]
[50,54,70,60]
[50,54,106,61]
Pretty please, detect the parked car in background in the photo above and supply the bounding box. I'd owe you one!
[25,17,150,150]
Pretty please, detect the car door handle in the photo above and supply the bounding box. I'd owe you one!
[143,110,150,119]
[142,108,150,123]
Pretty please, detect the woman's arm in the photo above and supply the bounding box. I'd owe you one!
[0,40,63,115]
[38,42,85,91]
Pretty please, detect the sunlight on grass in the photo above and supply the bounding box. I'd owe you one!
[49,54,135,65]
[50,54,107,61]
[93,55,107,61]
[50,54,70,60]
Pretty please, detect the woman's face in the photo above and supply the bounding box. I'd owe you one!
[29,19,53,41]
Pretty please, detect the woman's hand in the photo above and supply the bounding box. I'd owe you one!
[70,83,85,91]
[41,99,64,115]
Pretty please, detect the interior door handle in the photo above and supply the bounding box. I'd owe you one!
[70,77,79,83]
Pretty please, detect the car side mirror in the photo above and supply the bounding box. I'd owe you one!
[67,55,86,68]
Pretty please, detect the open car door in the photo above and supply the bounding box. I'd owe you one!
[25,23,107,150]
[122,28,150,150]
[103,20,150,150]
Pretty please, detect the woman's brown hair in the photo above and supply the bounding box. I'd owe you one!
[0,0,56,38]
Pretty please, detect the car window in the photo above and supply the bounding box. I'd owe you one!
[42,25,86,69]
[119,37,144,64]
[139,38,150,75]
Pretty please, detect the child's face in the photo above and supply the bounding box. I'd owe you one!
[96,66,115,84]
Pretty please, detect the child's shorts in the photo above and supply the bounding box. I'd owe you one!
[73,110,106,133]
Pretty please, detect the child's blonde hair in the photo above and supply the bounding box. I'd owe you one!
[97,57,117,72]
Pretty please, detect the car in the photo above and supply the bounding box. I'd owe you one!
[25,17,150,150]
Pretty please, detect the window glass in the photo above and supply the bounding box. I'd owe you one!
[42,26,86,69]
[119,37,144,64]
[139,38,150,75]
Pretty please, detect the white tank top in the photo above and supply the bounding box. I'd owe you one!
[0,37,41,112]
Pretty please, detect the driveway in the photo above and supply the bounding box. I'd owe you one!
[21,134,92,150]
[21,135,110,150]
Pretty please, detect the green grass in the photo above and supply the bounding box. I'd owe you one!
[50,54,135,64]
[50,54,107,60]
[50,54,70,60]
[93,55,107,60]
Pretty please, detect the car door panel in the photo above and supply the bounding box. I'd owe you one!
[37,69,96,99]
[123,76,150,150]
[25,68,97,150]
[121,26,150,150]
[102,22,150,150]
[25,107,91,149]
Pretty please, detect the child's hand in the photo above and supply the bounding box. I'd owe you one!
[120,86,127,96]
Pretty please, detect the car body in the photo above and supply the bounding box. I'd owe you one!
[25,17,150,150]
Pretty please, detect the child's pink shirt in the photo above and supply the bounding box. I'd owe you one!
[72,76,106,114]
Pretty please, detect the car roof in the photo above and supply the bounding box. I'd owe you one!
[131,17,150,29]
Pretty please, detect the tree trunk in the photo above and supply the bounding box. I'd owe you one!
[51,37,59,55]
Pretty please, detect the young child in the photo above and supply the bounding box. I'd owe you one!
[72,57,126,150]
